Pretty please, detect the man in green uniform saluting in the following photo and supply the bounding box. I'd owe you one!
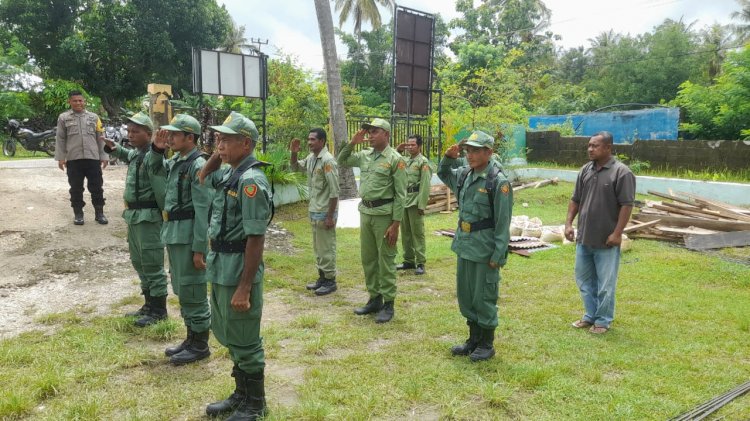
[150,114,212,365]
[395,134,432,275]
[338,118,407,323]
[200,112,270,421]
[290,128,340,296]
[437,131,513,362]
[101,112,168,327]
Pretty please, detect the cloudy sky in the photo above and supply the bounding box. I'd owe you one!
[220,0,739,72]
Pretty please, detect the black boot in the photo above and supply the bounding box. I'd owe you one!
[451,321,481,356]
[469,327,496,362]
[206,365,246,416]
[353,295,383,315]
[415,264,426,275]
[73,208,84,225]
[227,370,267,421]
[375,301,394,323]
[171,329,211,365]
[135,294,168,327]
[125,290,150,317]
[396,262,415,270]
[94,206,108,225]
[314,277,337,296]
[306,269,324,290]
[165,327,192,357]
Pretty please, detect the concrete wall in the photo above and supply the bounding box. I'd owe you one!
[528,108,679,143]
[526,131,750,172]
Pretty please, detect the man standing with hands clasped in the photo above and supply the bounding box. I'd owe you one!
[565,131,635,335]
[290,128,340,296]
[338,118,406,323]
[395,134,432,275]
[438,131,512,362]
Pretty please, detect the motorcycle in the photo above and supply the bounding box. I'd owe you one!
[2,119,56,157]
[104,122,129,165]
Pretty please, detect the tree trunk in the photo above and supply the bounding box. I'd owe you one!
[314,0,358,200]
[100,96,121,120]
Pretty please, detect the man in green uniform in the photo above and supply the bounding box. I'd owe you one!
[150,114,212,365]
[395,134,432,275]
[102,112,168,327]
[437,131,512,362]
[199,112,270,421]
[290,128,340,296]
[338,118,407,323]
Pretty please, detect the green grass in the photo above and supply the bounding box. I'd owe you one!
[2,183,750,420]
[0,139,54,161]
[528,161,750,183]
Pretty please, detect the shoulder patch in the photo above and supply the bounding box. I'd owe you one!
[244,184,258,198]
[422,164,430,171]
[397,161,406,170]
[501,183,510,195]
[324,163,333,173]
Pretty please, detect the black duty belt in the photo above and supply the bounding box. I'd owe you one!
[361,198,394,208]
[407,185,420,193]
[126,200,159,210]
[162,210,195,221]
[210,239,246,253]
[458,218,494,233]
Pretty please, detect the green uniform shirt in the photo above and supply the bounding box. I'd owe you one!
[338,143,407,220]
[438,158,513,266]
[404,153,432,210]
[149,147,211,252]
[205,154,272,286]
[107,143,166,224]
[292,147,339,213]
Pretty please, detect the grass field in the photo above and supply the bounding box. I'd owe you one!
[2,182,750,420]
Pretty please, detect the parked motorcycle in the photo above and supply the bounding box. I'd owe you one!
[2,119,56,157]
[104,122,129,164]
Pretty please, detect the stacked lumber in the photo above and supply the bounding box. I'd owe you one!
[424,185,456,214]
[627,190,750,249]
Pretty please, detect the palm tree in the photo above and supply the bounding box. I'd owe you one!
[222,20,253,54]
[314,0,358,199]
[334,0,394,35]
[701,23,734,78]
[731,0,750,43]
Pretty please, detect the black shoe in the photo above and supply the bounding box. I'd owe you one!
[451,321,480,356]
[73,209,84,225]
[354,295,383,315]
[94,206,108,225]
[375,301,394,323]
[314,278,337,296]
[396,262,415,270]
[469,328,496,362]
[306,269,324,290]
[415,264,425,275]
[125,290,150,317]
[207,365,245,416]
[165,328,192,357]
[170,330,210,365]
[135,295,168,327]
[226,371,267,421]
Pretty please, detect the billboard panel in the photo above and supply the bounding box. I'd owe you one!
[193,49,266,99]
[392,7,435,116]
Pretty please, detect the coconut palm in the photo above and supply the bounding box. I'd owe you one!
[222,20,253,54]
[731,0,750,43]
[701,23,734,78]
[334,0,394,35]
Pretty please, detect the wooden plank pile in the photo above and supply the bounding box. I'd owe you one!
[425,178,559,215]
[627,190,750,249]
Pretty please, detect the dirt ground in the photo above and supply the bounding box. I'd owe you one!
[0,159,295,340]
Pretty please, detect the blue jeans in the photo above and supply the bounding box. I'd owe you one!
[575,243,621,328]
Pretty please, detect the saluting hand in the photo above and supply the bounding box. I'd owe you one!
[445,144,460,159]
[154,129,169,150]
[396,142,408,153]
[290,138,301,153]
[351,129,367,145]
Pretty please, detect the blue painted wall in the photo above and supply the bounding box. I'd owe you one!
[528,108,679,143]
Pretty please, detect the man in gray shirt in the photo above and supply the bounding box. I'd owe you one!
[564,131,635,334]
[55,90,109,225]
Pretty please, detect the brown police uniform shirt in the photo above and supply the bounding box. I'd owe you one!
[571,157,636,248]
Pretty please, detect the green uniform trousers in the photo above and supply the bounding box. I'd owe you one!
[210,277,264,375]
[311,219,337,279]
[166,244,210,333]
[360,213,397,302]
[127,221,168,297]
[401,206,426,265]
[456,257,500,329]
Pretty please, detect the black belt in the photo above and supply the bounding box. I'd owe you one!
[407,185,420,193]
[162,210,195,221]
[458,218,494,233]
[126,200,159,210]
[361,198,394,208]
[210,239,246,253]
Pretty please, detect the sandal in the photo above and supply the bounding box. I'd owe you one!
[589,325,609,334]
[571,319,593,329]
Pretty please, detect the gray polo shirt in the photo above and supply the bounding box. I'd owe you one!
[572,157,636,248]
